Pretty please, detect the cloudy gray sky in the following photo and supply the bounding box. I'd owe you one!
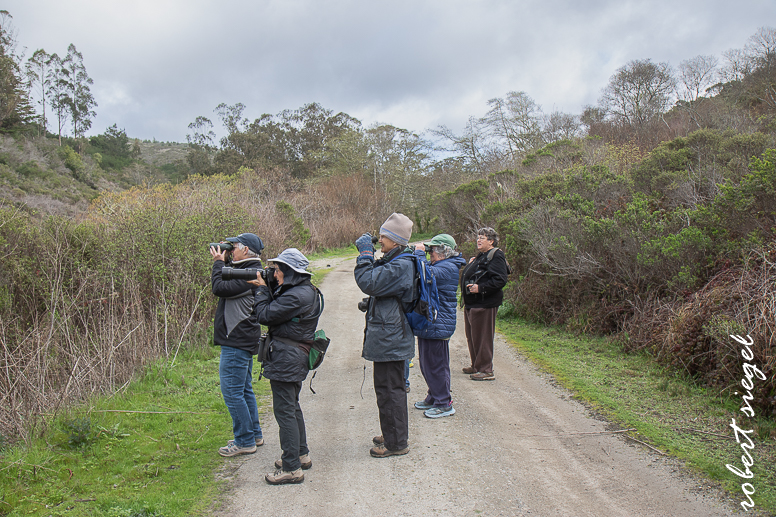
[6,1,776,143]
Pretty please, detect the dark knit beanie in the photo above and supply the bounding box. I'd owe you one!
[379,213,413,246]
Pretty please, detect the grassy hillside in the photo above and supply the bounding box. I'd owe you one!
[0,134,192,215]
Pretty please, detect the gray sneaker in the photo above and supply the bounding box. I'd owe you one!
[414,400,434,410]
[218,441,257,457]
[275,454,312,470]
[424,405,456,418]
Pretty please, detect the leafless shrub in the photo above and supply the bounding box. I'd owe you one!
[624,245,776,416]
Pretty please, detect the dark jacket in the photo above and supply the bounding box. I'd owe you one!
[460,248,509,309]
[254,270,321,383]
[413,250,466,340]
[211,257,263,353]
[354,246,416,362]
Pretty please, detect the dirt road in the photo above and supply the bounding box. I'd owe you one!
[217,257,742,516]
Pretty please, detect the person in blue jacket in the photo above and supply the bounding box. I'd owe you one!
[412,234,466,418]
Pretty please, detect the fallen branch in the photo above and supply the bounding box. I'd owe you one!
[90,410,213,415]
[514,428,636,438]
[624,435,666,455]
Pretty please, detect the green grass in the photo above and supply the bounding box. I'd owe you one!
[0,261,339,517]
[0,344,270,516]
[497,317,776,514]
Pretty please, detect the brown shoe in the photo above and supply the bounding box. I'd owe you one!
[275,454,312,470]
[462,366,476,374]
[470,371,495,381]
[372,435,384,445]
[370,444,409,458]
[265,468,304,485]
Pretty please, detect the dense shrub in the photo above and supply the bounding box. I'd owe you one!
[428,132,776,414]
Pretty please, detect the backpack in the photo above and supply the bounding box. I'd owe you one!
[394,253,440,332]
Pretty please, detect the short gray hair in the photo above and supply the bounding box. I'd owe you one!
[431,244,456,260]
[477,227,498,247]
[235,241,259,258]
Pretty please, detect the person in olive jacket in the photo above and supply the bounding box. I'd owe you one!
[251,248,322,485]
[210,233,265,457]
[460,227,509,381]
[354,212,415,458]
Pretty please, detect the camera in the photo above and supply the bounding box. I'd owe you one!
[209,241,234,251]
[221,266,277,283]
[357,297,370,312]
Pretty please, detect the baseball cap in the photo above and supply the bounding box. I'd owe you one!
[225,233,264,255]
[423,233,456,249]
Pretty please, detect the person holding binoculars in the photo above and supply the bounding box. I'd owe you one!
[209,232,265,457]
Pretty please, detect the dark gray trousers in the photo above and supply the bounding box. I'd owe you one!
[270,379,309,471]
[373,360,408,450]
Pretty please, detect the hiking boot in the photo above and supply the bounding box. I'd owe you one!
[265,468,304,485]
[414,400,434,410]
[275,454,312,470]
[424,405,456,418]
[370,444,409,458]
[372,435,384,445]
[462,366,476,374]
[218,441,257,457]
[470,371,495,381]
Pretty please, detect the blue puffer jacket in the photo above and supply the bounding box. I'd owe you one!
[412,251,466,340]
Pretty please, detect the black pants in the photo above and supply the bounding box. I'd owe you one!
[373,360,408,450]
[270,379,309,471]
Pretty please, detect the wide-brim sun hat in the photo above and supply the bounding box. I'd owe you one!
[268,248,312,275]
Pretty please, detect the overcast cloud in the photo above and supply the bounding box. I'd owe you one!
[5,0,776,143]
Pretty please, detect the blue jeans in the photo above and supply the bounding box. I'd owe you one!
[219,346,262,447]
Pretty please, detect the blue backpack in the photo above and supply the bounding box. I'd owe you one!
[394,253,440,332]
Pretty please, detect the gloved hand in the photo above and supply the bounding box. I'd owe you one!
[355,233,375,264]
[356,233,375,254]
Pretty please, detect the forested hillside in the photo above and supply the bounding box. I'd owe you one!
[1,13,774,443]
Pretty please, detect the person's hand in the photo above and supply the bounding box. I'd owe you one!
[355,233,375,254]
[468,256,475,264]
[247,270,266,288]
[210,245,227,262]
[467,283,480,294]
[415,243,425,252]
[355,233,375,265]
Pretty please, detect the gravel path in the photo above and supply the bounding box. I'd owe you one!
[216,257,743,516]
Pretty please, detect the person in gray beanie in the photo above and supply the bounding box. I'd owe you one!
[354,213,415,458]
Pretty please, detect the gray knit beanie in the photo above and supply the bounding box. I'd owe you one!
[379,213,413,246]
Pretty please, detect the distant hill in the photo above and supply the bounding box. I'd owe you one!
[137,140,190,167]
[0,135,192,215]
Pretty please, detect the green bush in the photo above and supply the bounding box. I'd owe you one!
[57,145,85,178]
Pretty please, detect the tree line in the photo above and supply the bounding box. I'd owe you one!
[182,27,775,222]
[0,10,97,143]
